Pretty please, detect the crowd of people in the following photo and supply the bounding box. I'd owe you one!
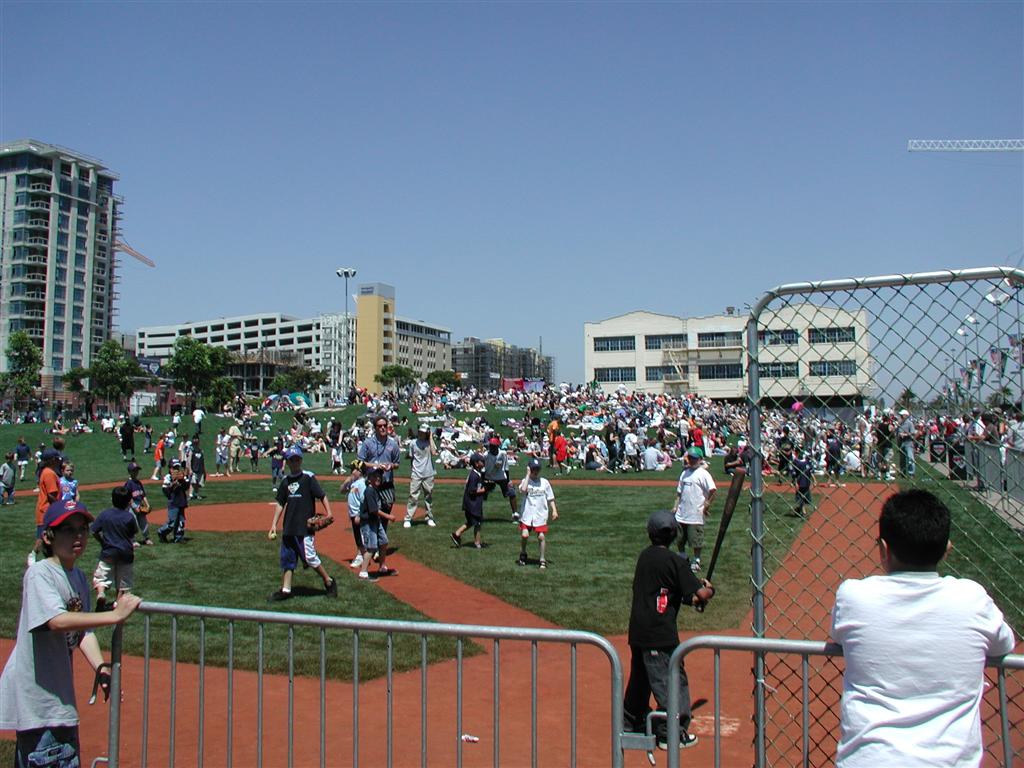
[0,383,1018,765]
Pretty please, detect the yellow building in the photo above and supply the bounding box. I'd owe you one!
[354,283,451,391]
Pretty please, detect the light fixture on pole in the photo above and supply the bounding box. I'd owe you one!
[336,267,357,401]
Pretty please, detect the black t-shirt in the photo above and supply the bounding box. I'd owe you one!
[275,471,325,537]
[90,507,139,563]
[627,545,702,649]
[462,469,484,516]
[360,485,381,523]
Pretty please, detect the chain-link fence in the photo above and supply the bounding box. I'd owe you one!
[746,267,1024,767]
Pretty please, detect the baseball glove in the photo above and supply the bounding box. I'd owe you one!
[307,514,335,532]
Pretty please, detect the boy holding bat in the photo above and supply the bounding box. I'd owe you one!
[831,489,1014,767]
[623,510,715,750]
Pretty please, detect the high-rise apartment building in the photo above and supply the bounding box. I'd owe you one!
[0,140,119,381]
[452,337,554,391]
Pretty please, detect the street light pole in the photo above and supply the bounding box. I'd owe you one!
[336,268,357,403]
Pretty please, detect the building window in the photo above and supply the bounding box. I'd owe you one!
[698,363,743,380]
[52,357,64,370]
[809,359,857,376]
[645,334,688,350]
[759,361,800,378]
[594,366,636,383]
[808,326,856,344]
[53,302,66,316]
[646,365,685,381]
[757,329,799,346]
[53,321,65,336]
[697,332,743,348]
[593,335,635,352]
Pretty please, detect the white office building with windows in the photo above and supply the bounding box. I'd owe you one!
[583,305,871,402]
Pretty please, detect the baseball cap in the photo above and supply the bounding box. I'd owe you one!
[284,446,303,459]
[350,459,364,472]
[417,423,430,434]
[646,510,677,539]
[686,447,703,460]
[126,461,141,472]
[40,447,61,462]
[44,499,93,529]
[469,452,485,465]
[527,458,542,470]
[169,459,183,469]
[899,409,910,416]
[488,436,501,446]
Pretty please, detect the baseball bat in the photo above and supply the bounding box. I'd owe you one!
[695,468,745,612]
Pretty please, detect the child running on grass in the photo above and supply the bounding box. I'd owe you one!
[0,499,142,767]
[451,453,487,550]
[90,486,139,611]
[517,458,558,569]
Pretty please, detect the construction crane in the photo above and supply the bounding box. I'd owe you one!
[908,139,1024,152]
[114,240,156,268]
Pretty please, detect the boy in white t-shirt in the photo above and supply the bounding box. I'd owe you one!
[517,458,558,569]
[830,489,1015,768]
[673,447,716,573]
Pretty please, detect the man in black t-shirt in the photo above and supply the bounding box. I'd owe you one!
[267,447,337,601]
[623,510,715,750]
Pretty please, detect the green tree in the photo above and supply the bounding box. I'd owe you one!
[374,364,416,393]
[426,369,460,390]
[89,340,145,412]
[268,368,328,396]
[4,331,42,409]
[986,386,1013,411]
[62,366,96,418]
[205,376,238,411]
[895,388,919,411]
[163,337,232,406]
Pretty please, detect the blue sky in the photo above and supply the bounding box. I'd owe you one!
[2,2,1021,383]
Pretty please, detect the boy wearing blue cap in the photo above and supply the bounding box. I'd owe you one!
[268,446,338,600]
[0,500,141,766]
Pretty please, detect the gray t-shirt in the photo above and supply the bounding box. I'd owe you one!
[483,450,509,481]
[0,559,92,730]
[408,439,435,479]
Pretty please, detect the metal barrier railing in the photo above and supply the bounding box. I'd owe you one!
[663,635,1024,768]
[105,602,624,768]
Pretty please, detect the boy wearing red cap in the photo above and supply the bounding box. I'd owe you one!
[0,500,141,766]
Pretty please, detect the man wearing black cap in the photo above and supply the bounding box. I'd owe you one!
[624,510,715,751]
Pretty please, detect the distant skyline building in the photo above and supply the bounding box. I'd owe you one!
[0,139,120,383]
[136,283,452,401]
[452,337,554,392]
[584,306,871,403]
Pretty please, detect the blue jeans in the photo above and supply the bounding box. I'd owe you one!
[900,440,915,477]
[623,645,691,738]
[159,506,185,541]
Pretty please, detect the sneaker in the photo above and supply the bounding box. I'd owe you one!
[132,541,141,549]
[450,532,462,548]
[403,520,412,529]
[358,571,369,580]
[269,590,292,602]
[512,513,520,522]
[426,519,436,528]
[690,559,701,573]
[350,555,364,568]
[157,530,169,543]
[378,567,398,577]
[324,578,338,597]
[539,560,547,570]
[657,732,698,750]
[517,552,527,566]
[95,596,113,612]
[142,539,154,546]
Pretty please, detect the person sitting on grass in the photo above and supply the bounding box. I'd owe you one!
[90,486,139,611]
[0,499,142,767]
[830,489,1015,767]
